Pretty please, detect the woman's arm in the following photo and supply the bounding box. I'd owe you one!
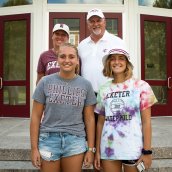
[83,105,95,167]
[30,100,44,168]
[142,107,152,150]
[138,107,152,169]
[94,115,105,170]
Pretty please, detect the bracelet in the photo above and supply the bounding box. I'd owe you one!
[142,148,152,155]
[86,147,96,153]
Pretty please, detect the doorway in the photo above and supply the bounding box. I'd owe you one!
[0,14,30,117]
[141,14,172,116]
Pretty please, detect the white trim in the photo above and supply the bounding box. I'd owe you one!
[137,12,142,79]
[30,13,34,112]
[47,4,125,12]
[31,0,44,94]
[138,6,172,17]
[128,0,141,78]
[42,0,50,51]
[0,5,34,16]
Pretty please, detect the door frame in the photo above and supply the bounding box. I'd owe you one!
[0,13,30,118]
[140,14,172,116]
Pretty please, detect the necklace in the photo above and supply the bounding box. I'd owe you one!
[57,73,77,85]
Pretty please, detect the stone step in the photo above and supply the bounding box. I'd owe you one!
[0,159,172,172]
[0,161,38,172]
[148,159,172,172]
[0,161,94,172]
[1,147,172,161]
[0,149,30,161]
[152,147,172,159]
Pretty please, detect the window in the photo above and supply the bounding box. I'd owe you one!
[139,0,172,9]
[0,0,32,7]
[48,0,124,4]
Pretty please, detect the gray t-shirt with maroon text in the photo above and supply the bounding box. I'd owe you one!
[32,73,96,137]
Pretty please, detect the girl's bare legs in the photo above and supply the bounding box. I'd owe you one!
[102,160,123,172]
[61,153,84,172]
[41,159,60,172]
[123,164,138,172]
[101,159,139,172]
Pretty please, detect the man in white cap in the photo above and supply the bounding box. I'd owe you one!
[78,8,126,94]
[78,9,126,171]
[36,23,70,84]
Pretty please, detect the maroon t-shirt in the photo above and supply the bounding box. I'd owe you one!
[37,49,60,75]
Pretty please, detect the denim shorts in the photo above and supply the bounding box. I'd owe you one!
[38,132,86,161]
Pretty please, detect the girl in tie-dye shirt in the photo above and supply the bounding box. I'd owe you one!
[94,45,157,172]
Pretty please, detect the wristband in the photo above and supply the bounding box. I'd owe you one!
[87,147,96,153]
[142,148,152,155]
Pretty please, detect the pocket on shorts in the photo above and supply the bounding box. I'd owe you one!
[72,135,86,147]
[39,132,49,141]
[72,134,86,142]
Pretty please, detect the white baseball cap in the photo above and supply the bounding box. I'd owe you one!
[52,23,70,37]
[87,8,105,20]
[102,45,130,65]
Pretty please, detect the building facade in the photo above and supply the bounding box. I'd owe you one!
[0,0,172,118]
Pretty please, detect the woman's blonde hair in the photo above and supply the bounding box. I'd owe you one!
[103,55,134,80]
[58,43,80,75]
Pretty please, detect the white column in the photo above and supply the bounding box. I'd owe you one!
[30,0,45,111]
[126,0,140,78]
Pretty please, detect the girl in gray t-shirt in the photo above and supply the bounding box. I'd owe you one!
[30,43,96,172]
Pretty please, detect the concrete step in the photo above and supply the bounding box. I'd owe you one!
[0,161,38,172]
[1,146,172,161]
[0,149,30,161]
[152,147,172,159]
[0,159,172,172]
[0,161,94,172]
[148,159,172,172]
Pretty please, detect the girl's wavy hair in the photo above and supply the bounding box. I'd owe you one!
[58,43,80,75]
[103,54,134,80]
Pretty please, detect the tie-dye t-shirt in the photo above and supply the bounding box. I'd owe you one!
[95,77,157,160]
